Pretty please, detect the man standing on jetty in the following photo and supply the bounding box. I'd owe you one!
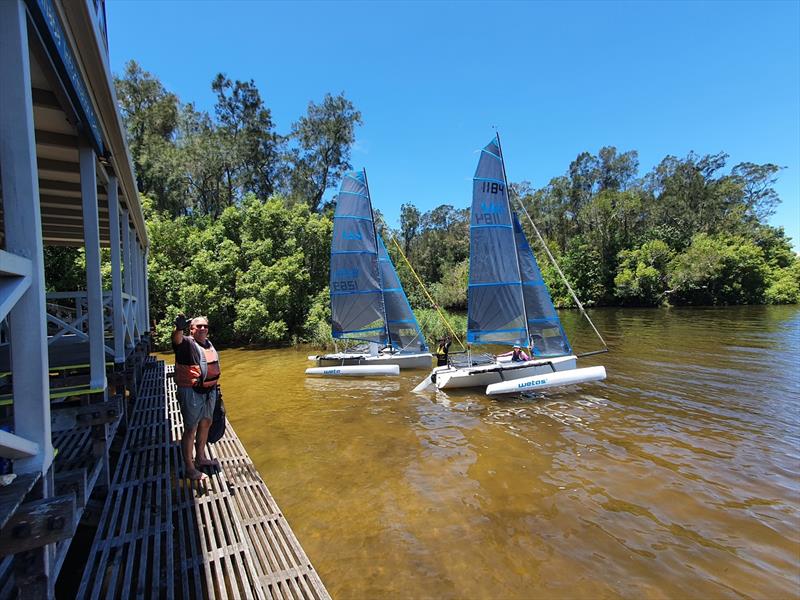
[172,314,221,480]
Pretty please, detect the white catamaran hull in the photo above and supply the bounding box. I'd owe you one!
[425,355,578,390]
[310,352,433,370]
[305,364,400,377]
[486,365,606,395]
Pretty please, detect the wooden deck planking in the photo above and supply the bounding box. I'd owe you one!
[76,359,329,599]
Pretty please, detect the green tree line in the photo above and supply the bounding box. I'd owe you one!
[44,62,800,349]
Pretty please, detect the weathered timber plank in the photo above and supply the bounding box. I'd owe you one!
[0,494,75,556]
[0,473,40,530]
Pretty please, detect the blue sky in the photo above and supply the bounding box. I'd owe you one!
[106,0,799,250]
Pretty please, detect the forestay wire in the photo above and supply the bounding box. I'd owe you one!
[389,236,466,351]
[512,195,609,356]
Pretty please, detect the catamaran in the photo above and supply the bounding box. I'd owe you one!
[413,135,607,394]
[307,170,433,375]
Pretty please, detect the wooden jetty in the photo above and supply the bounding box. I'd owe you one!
[76,359,330,599]
[0,0,329,596]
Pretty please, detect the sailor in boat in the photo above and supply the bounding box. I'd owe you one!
[436,336,452,366]
[496,344,530,362]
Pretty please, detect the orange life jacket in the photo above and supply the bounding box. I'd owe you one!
[175,338,221,389]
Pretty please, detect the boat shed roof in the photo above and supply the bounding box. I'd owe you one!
[0,0,148,249]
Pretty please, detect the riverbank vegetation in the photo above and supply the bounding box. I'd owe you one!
[45,61,800,349]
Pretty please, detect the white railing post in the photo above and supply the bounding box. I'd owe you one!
[143,247,150,336]
[136,241,145,336]
[122,210,136,344]
[108,178,125,364]
[80,143,107,392]
[0,0,53,476]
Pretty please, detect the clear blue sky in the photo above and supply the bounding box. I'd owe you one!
[106,0,800,250]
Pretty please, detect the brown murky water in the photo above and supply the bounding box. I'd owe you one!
[163,306,800,599]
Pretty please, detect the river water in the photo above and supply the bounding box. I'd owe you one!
[167,306,800,599]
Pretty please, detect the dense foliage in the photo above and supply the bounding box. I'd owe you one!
[47,62,799,349]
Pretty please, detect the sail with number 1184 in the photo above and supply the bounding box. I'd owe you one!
[414,135,607,394]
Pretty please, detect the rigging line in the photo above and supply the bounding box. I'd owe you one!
[511,193,609,353]
[389,235,466,351]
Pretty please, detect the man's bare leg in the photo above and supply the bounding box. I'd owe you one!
[181,425,205,480]
[194,418,219,468]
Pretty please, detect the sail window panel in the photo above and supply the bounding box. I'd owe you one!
[528,320,572,357]
[383,290,425,351]
[331,218,378,253]
[467,285,526,345]
[331,293,386,343]
[388,323,425,352]
[330,253,381,295]
[469,229,520,284]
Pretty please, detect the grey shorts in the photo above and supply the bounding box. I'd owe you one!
[177,386,218,429]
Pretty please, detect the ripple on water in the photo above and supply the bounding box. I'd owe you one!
[206,306,800,599]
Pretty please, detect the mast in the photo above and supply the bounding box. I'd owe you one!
[363,168,392,349]
[494,132,531,348]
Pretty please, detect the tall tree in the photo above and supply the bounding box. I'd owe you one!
[211,74,285,201]
[114,60,186,213]
[288,93,362,210]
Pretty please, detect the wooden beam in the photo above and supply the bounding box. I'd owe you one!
[54,470,87,509]
[38,179,105,196]
[50,396,121,432]
[34,129,77,148]
[0,473,40,530]
[0,494,76,556]
[31,88,61,110]
[38,158,79,174]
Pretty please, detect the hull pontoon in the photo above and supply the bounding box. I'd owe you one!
[309,351,433,370]
[418,355,578,391]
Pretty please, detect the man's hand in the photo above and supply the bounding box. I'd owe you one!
[174,314,188,331]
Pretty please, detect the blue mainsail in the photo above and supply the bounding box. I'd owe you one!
[377,234,429,352]
[467,135,573,356]
[467,137,528,345]
[512,212,573,357]
[329,171,389,345]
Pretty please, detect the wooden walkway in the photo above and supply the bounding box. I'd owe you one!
[77,358,330,599]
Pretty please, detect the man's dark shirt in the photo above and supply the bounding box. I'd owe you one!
[172,336,212,365]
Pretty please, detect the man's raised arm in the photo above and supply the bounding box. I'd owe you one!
[172,314,188,346]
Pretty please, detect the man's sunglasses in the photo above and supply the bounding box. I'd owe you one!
[193,324,208,329]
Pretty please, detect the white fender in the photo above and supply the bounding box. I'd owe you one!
[305,365,400,377]
[485,366,606,396]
